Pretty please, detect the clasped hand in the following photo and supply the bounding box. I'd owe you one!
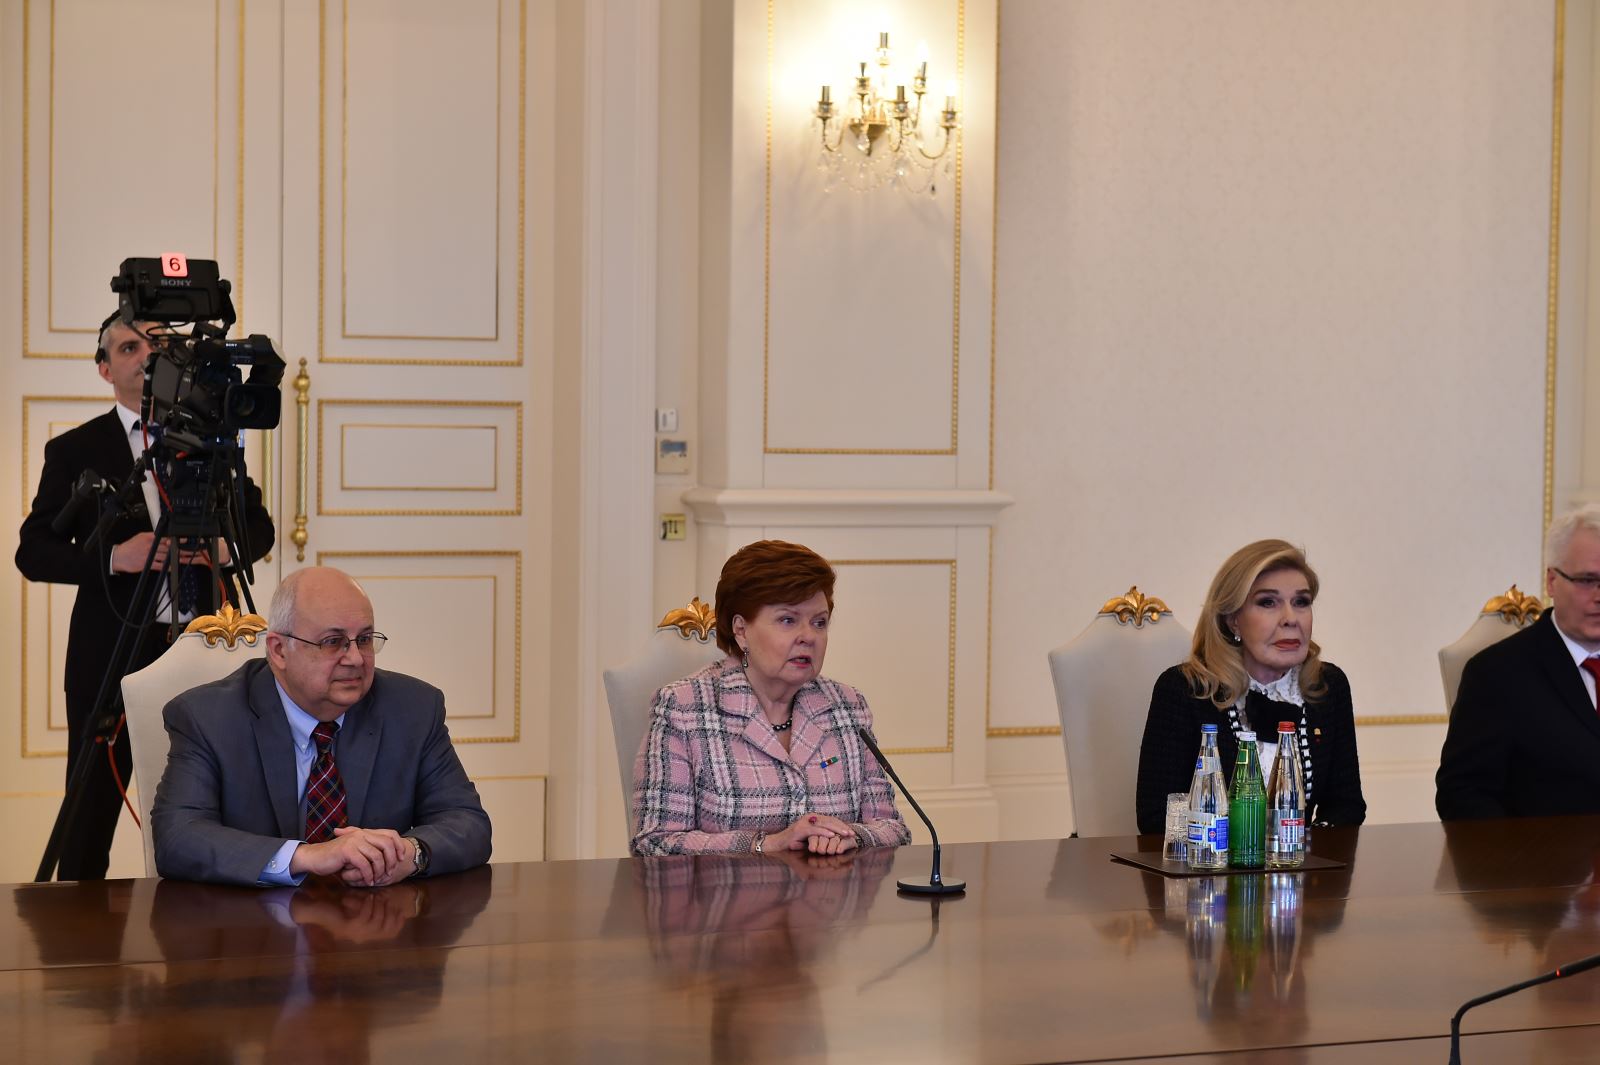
[763,813,860,856]
[111,532,232,573]
[289,826,416,887]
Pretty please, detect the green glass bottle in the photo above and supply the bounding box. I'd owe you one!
[1228,731,1266,869]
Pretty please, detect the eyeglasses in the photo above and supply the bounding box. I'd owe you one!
[1551,568,1600,592]
[277,631,388,657]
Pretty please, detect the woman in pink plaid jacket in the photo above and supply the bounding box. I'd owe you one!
[630,541,911,856]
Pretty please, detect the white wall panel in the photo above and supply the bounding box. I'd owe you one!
[992,2,1553,740]
[344,0,500,339]
[766,0,959,454]
[318,399,522,514]
[824,559,956,753]
[319,550,522,744]
[18,396,105,757]
[318,0,524,363]
[23,0,242,357]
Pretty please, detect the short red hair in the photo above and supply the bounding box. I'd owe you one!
[713,540,836,657]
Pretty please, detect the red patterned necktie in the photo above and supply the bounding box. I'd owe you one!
[1582,657,1600,712]
[304,721,349,842]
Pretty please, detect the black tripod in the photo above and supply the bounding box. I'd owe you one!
[34,443,257,883]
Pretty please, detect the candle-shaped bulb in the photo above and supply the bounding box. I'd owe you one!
[820,85,831,104]
[896,84,907,103]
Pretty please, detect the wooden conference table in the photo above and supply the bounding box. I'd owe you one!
[4,819,1600,1062]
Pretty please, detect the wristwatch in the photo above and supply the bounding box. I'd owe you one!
[406,835,429,877]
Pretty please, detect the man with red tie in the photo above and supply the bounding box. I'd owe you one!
[15,314,274,880]
[1438,504,1600,820]
[150,566,491,886]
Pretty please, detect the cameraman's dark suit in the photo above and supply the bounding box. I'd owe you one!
[15,406,274,879]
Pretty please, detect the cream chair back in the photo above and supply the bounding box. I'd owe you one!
[1439,585,1544,713]
[1049,588,1191,839]
[602,598,724,831]
[121,606,269,877]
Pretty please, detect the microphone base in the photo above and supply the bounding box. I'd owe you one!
[897,875,966,896]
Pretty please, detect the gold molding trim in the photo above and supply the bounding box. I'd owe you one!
[22,583,71,759]
[988,725,1062,738]
[1482,584,1545,626]
[761,0,965,456]
[23,0,243,358]
[988,0,1001,492]
[471,773,548,860]
[1545,0,1564,534]
[318,0,526,365]
[184,604,269,648]
[339,423,501,492]
[316,550,522,743]
[831,558,956,755]
[326,573,501,720]
[658,597,717,643]
[316,399,524,516]
[1099,586,1172,628]
[19,395,104,512]
[1356,714,1448,727]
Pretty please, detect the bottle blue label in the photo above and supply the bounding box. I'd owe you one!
[1187,813,1229,851]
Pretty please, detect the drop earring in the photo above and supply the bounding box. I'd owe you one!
[741,645,750,670]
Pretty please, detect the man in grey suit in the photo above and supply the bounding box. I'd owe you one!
[152,566,492,886]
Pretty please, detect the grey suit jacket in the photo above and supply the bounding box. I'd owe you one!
[151,658,492,885]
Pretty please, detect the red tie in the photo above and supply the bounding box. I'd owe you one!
[1582,658,1600,712]
[304,721,349,842]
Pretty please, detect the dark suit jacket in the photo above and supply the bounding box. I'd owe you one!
[15,407,275,704]
[151,659,493,886]
[1436,612,1600,820]
[1136,663,1367,835]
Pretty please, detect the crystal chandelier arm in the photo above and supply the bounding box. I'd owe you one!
[912,119,954,163]
[817,109,845,154]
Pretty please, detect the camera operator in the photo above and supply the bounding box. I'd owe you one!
[15,313,275,880]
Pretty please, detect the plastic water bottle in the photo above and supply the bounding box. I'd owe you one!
[1229,731,1266,869]
[1186,724,1230,870]
[1265,720,1307,869]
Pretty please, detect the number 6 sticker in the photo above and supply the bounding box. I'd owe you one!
[161,253,189,278]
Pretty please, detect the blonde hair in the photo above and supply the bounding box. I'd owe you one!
[1181,539,1327,708]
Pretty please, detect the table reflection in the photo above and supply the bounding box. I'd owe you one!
[1103,847,1353,1049]
[11,870,493,1063]
[636,848,894,1063]
[1439,821,1600,1059]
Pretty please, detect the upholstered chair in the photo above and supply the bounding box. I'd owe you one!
[602,598,724,829]
[1048,588,1191,838]
[121,604,269,877]
[1438,585,1544,713]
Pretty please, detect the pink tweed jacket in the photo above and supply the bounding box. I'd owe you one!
[630,658,911,856]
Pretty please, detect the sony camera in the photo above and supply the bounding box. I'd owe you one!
[110,256,286,449]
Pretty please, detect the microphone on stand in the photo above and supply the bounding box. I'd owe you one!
[1448,950,1600,1063]
[856,726,966,896]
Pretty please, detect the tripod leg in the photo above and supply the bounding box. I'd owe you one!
[35,516,171,882]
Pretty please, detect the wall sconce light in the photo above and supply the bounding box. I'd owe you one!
[814,32,959,196]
